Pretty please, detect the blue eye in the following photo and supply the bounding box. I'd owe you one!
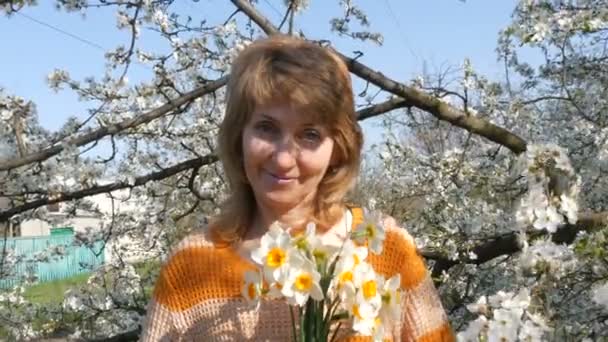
[254,121,277,135]
[301,129,321,143]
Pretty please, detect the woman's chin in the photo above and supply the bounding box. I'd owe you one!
[258,194,304,212]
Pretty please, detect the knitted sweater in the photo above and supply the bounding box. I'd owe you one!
[141,208,454,341]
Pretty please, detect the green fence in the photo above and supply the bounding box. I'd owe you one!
[0,234,105,288]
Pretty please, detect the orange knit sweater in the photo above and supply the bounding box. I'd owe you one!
[141,208,454,341]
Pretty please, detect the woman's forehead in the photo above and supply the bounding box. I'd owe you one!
[250,102,330,127]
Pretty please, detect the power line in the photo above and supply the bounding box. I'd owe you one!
[381,0,421,65]
[16,12,106,51]
[15,11,155,73]
[261,0,283,19]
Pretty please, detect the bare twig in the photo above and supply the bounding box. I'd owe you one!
[229,0,528,154]
[425,211,608,282]
[0,154,218,222]
[356,98,411,121]
[0,77,228,171]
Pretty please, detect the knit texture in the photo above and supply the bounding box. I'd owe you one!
[140,208,455,341]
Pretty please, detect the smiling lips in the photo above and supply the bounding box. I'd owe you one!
[265,171,297,185]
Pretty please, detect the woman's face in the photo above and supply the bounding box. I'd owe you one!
[242,102,335,213]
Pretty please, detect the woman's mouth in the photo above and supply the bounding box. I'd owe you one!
[266,171,296,185]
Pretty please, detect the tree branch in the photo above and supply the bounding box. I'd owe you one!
[229,0,528,154]
[424,211,608,281]
[357,98,411,121]
[0,154,218,222]
[0,99,405,223]
[0,77,227,171]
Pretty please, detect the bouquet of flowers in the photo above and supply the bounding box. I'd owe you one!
[241,213,402,341]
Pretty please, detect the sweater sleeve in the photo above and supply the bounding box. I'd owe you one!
[140,298,177,342]
[349,207,454,342]
[139,263,178,341]
[384,219,455,342]
[400,272,454,342]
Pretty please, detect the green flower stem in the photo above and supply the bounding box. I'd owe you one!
[331,312,349,321]
[304,299,314,342]
[299,307,305,342]
[329,322,343,342]
[316,300,323,340]
[349,231,369,239]
[323,296,339,325]
[290,306,298,342]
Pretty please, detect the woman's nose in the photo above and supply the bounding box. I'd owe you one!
[272,136,299,169]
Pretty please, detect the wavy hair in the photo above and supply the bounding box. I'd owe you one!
[210,35,363,243]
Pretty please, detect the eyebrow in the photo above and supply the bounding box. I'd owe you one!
[258,114,278,122]
[256,113,322,129]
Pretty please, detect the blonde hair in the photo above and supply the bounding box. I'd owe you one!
[211,35,363,243]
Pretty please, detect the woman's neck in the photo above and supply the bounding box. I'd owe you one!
[249,202,313,238]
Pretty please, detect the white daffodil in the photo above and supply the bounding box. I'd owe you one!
[241,270,263,310]
[351,308,376,336]
[291,222,339,266]
[352,210,386,254]
[343,276,381,337]
[371,318,387,342]
[251,223,294,283]
[330,239,369,300]
[353,263,382,306]
[350,262,382,333]
[267,282,284,300]
[291,222,317,253]
[379,274,402,323]
[281,256,324,306]
[335,239,368,273]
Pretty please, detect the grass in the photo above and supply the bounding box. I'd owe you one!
[1,261,162,339]
[23,272,91,304]
[22,260,161,305]
[0,273,91,339]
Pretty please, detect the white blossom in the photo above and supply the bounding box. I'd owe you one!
[592,282,608,310]
[47,69,70,91]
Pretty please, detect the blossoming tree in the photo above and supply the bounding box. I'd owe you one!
[0,0,607,340]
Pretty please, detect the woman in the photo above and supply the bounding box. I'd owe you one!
[141,35,454,341]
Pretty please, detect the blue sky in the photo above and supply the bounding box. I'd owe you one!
[0,0,522,149]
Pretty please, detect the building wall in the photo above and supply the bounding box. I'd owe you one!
[20,216,102,237]
[13,190,162,266]
[18,219,49,237]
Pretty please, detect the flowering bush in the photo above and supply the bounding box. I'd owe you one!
[1,0,608,340]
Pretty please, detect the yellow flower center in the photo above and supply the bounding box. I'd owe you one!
[294,237,308,250]
[353,254,360,265]
[247,283,256,300]
[352,304,362,319]
[267,247,286,267]
[313,249,327,260]
[365,223,376,238]
[382,292,391,304]
[295,273,313,291]
[339,271,353,285]
[362,280,377,299]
